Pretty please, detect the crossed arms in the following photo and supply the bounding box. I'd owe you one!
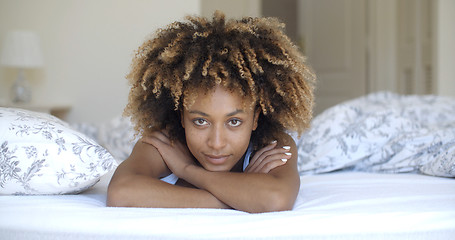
[107,133,300,213]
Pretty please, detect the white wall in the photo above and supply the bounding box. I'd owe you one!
[433,0,455,97]
[1,0,453,125]
[366,0,397,93]
[0,0,200,124]
[201,0,261,19]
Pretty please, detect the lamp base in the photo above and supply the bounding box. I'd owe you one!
[11,69,32,104]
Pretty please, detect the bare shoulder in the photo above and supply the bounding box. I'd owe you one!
[111,138,171,180]
[276,132,298,149]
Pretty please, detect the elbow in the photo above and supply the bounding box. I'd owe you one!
[106,192,122,208]
[255,178,299,213]
[106,183,132,208]
[256,179,300,213]
[106,188,123,207]
[252,190,297,213]
[264,194,295,213]
[272,202,294,212]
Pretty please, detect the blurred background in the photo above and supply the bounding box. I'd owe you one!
[1,0,454,124]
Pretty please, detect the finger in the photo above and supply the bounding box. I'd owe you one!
[152,131,171,143]
[142,131,171,145]
[251,143,291,167]
[247,144,291,171]
[248,140,277,167]
[256,159,287,173]
[141,136,164,151]
[248,151,292,173]
[247,148,278,173]
[255,152,291,171]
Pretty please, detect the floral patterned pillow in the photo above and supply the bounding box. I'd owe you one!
[0,107,118,195]
[296,92,455,177]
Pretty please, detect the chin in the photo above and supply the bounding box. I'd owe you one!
[201,164,232,172]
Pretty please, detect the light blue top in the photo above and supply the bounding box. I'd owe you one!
[160,143,253,185]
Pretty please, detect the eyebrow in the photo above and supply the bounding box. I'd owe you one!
[188,109,245,117]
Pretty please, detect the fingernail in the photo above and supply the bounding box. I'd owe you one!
[285,152,292,156]
[270,140,277,144]
[281,158,288,163]
[282,146,291,150]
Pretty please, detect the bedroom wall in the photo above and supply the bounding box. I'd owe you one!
[433,0,455,97]
[0,0,200,124]
[200,0,260,19]
[1,0,453,125]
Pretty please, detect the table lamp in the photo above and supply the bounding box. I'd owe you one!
[1,30,44,103]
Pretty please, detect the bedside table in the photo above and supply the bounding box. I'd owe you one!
[1,104,71,120]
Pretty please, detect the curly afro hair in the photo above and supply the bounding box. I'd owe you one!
[124,11,315,149]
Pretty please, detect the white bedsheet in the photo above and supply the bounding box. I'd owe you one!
[1,171,454,240]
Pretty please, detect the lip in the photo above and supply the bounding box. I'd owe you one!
[204,154,230,165]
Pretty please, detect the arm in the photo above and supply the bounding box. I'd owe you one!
[106,140,229,209]
[187,134,299,213]
[145,132,300,213]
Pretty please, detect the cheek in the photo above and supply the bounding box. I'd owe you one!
[183,126,203,156]
[232,131,252,151]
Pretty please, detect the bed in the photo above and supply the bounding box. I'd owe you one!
[1,92,454,239]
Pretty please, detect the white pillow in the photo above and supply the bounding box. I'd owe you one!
[296,92,455,177]
[97,116,138,162]
[0,107,118,195]
[70,116,138,162]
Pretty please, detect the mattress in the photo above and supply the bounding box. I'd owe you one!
[1,171,454,240]
[2,92,455,239]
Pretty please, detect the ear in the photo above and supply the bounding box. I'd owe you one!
[252,108,260,131]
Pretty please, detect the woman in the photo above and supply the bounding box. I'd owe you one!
[107,11,315,213]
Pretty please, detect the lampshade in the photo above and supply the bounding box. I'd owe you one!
[1,30,44,68]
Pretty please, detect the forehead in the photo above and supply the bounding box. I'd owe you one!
[183,85,255,111]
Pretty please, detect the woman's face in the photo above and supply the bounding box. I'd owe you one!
[181,85,259,172]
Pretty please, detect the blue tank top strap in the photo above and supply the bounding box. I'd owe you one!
[161,142,253,185]
[243,142,253,171]
[160,172,179,185]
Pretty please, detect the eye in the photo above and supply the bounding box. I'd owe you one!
[193,118,209,126]
[228,118,242,127]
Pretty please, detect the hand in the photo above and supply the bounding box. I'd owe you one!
[141,131,196,177]
[244,141,292,173]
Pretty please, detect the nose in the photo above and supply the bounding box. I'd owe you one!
[207,124,226,150]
